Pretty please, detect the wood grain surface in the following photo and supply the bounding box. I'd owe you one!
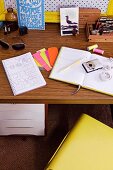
[0,24,113,104]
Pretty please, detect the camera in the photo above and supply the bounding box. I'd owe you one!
[82,59,103,73]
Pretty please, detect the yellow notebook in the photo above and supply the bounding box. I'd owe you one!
[45,114,113,170]
[49,46,113,96]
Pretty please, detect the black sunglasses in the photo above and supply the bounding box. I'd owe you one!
[0,39,25,50]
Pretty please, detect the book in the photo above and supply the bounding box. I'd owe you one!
[45,114,113,170]
[16,0,45,30]
[2,52,46,95]
[49,46,113,96]
[60,7,79,36]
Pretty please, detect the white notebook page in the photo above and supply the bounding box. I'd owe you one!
[2,52,46,95]
[82,54,113,95]
[49,47,91,85]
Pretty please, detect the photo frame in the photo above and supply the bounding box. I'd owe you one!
[60,7,79,36]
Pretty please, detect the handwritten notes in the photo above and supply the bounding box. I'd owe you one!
[2,52,46,95]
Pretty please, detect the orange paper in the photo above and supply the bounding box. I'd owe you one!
[48,47,58,66]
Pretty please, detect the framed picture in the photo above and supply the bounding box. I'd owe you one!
[60,7,79,36]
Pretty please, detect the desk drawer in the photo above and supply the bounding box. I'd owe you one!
[0,104,45,136]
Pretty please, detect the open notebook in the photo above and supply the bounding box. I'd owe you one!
[2,52,46,95]
[45,114,113,170]
[49,47,113,96]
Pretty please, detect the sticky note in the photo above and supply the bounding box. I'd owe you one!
[40,50,51,68]
[37,48,51,65]
[34,58,42,67]
[33,52,51,71]
[48,47,58,66]
[45,50,50,61]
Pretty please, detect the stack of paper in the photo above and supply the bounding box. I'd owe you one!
[33,47,58,71]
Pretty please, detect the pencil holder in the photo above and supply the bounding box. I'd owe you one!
[86,23,113,42]
[85,9,113,42]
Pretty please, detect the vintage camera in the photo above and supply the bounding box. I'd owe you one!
[82,59,103,73]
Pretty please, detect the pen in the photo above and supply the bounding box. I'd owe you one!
[60,58,84,72]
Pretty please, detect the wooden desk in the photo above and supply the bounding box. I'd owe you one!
[0,24,113,104]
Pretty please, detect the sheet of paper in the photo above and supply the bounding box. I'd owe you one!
[2,52,46,95]
[39,49,52,68]
[33,52,51,71]
[45,50,50,61]
[34,58,42,67]
[83,54,113,95]
[48,47,58,66]
[49,47,91,86]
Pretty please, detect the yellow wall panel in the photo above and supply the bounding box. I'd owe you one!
[106,0,113,16]
[0,0,6,21]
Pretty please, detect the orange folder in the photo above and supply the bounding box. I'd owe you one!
[48,47,58,66]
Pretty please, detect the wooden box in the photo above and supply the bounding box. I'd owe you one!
[86,23,113,42]
[85,10,113,42]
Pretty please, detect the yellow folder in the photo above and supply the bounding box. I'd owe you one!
[45,114,113,170]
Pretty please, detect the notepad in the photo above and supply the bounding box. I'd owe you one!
[2,52,46,95]
[33,51,51,71]
[49,46,113,96]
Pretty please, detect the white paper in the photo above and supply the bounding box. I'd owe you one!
[2,52,46,95]
[83,54,113,95]
[49,47,91,85]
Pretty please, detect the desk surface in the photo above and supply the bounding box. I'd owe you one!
[0,24,113,104]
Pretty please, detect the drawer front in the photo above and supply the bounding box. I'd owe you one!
[0,104,45,136]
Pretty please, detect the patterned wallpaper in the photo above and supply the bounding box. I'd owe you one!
[4,0,109,13]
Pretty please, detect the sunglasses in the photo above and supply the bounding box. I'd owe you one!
[0,38,25,50]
